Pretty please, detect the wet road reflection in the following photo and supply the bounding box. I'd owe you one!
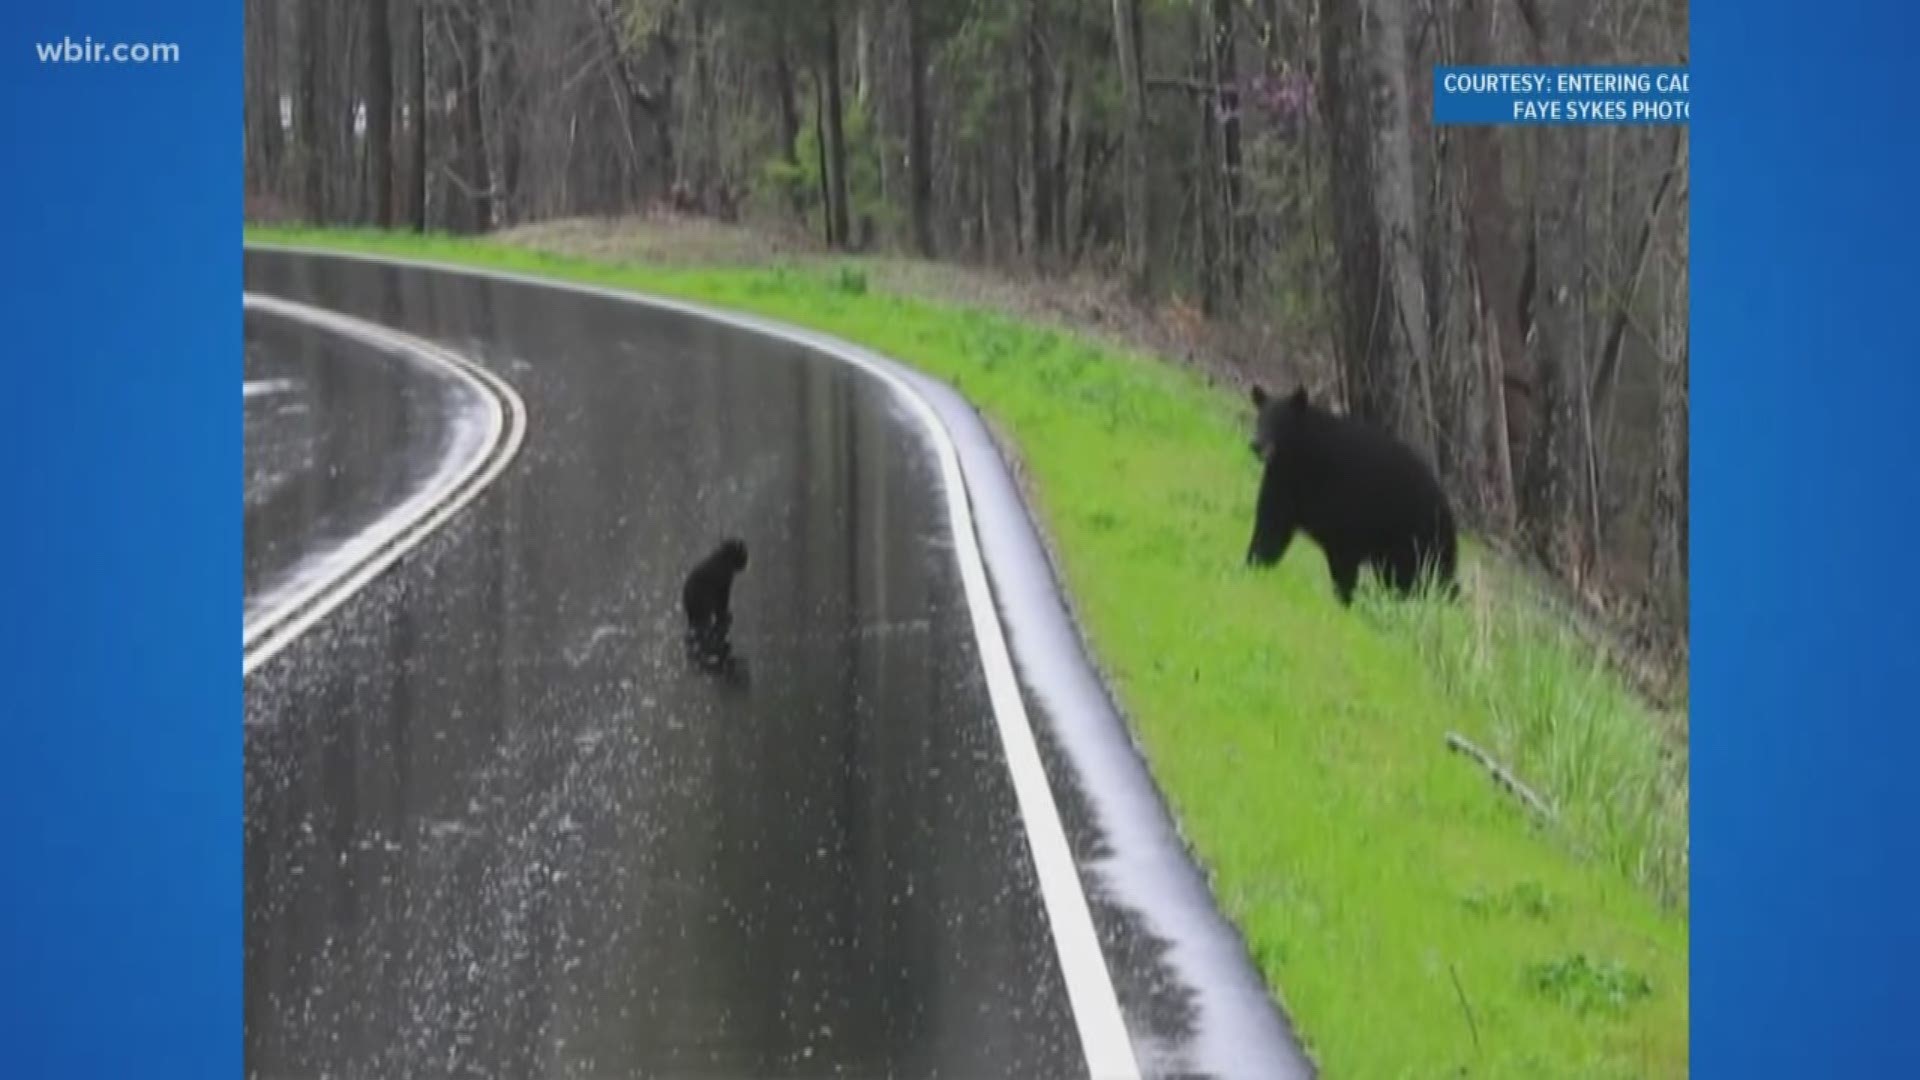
[243,254,1085,1078]
[243,308,485,629]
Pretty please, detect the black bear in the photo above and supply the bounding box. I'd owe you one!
[682,538,749,660]
[1245,385,1458,604]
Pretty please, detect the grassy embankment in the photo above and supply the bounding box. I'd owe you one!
[247,225,1688,1078]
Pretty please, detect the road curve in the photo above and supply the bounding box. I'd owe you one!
[242,247,1311,1080]
[243,301,485,631]
[242,295,526,675]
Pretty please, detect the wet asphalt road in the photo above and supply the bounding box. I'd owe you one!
[242,249,1311,1080]
[243,253,1087,1079]
[243,307,488,629]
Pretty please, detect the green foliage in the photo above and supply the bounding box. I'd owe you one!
[831,265,868,296]
[771,88,898,244]
[940,1,1023,146]
[1371,586,1689,909]
[703,0,813,56]
[838,98,898,237]
[1527,954,1655,1017]
[753,153,811,218]
[619,0,677,42]
[1462,880,1557,921]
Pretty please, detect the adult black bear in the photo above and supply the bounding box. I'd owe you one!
[682,538,749,659]
[1245,385,1458,604]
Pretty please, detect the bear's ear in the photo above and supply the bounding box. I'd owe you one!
[1289,387,1309,410]
[1250,384,1269,407]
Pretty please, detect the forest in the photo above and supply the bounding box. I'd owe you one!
[243,0,1690,669]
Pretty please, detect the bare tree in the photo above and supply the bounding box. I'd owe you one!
[1652,137,1689,631]
[450,0,490,232]
[1110,0,1148,295]
[409,0,427,231]
[366,0,395,227]
[298,0,324,219]
[773,28,802,169]
[488,0,524,225]
[244,0,286,197]
[905,0,935,256]
[1319,0,1433,458]
[1208,0,1242,300]
[1025,0,1053,263]
[1523,0,1595,579]
[1451,0,1526,528]
[822,2,852,248]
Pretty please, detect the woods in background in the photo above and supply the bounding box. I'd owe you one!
[245,0,1689,656]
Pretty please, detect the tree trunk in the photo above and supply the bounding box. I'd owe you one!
[771,30,806,217]
[450,3,490,232]
[905,0,935,257]
[366,0,395,227]
[1367,0,1436,457]
[1436,0,1520,528]
[1454,0,1527,526]
[489,1,522,226]
[244,0,285,196]
[332,4,364,222]
[688,0,714,205]
[298,0,324,220]
[1209,0,1243,300]
[1053,64,1074,262]
[1652,145,1689,630]
[1429,123,1495,524]
[1025,0,1053,264]
[409,0,427,231]
[815,72,835,245]
[1320,0,1433,457]
[855,2,874,106]
[1189,6,1219,314]
[1110,0,1149,295]
[1317,0,1373,412]
[1524,4,1593,579]
[773,33,801,168]
[1591,126,1684,413]
[822,5,852,249]
[979,141,996,263]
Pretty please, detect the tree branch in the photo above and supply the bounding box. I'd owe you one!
[1445,732,1556,820]
[1590,128,1684,407]
[586,0,660,115]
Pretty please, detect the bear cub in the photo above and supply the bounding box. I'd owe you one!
[1245,385,1458,605]
[683,538,749,661]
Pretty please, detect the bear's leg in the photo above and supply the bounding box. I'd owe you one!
[1246,465,1296,567]
[1248,525,1295,568]
[1383,548,1421,598]
[1328,553,1361,606]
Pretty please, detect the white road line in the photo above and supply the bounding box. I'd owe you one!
[244,244,1143,1080]
[241,293,528,678]
[243,377,300,399]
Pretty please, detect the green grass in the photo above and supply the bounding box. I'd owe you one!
[248,226,1689,1078]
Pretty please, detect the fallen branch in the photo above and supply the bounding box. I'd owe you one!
[1448,963,1481,1056]
[1445,732,1556,821]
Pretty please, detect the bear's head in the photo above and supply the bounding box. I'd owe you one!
[1249,384,1311,461]
[719,538,749,571]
